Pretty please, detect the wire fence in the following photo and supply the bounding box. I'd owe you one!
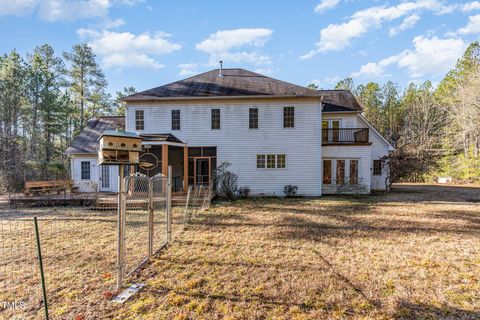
[122,175,169,280]
[184,184,214,224]
[0,174,214,319]
[0,209,117,319]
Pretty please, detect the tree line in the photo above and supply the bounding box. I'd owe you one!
[0,43,135,191]
[311,41,480,184]
[1,42,478,191]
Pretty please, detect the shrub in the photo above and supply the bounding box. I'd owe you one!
[283,185,298,197]
[215,162,238,200]
[238,186,250,198]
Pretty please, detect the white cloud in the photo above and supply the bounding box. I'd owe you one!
[302,0,455,58]
[457,14,480,34]
[196,28,273,67]
[78,28,181,69]
[196,28,273,53]
[178,63,200,76]
[351,36,466,79]
[463,1,480,11]
[308,76,340,89]
[116,0,144,6]
[399,36,466,78]
[207,52,271,66]
[314,0,340,14]
[351,54,402,78]
[38,0,110,21]
[0,0,38,16]
[0,0,142,21]
[389,14,420,36]
[103,18,125,29]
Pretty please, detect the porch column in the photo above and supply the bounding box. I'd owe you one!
[183,146,188,191]
[162,144,168,177]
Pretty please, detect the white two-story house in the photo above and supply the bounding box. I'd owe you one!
[66,68,393,196]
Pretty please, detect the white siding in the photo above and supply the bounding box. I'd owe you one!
[322,146,371,194]
[70,155,119,192]
[71,155,99,193]
[358,117,391,190]
[126,101,323,196]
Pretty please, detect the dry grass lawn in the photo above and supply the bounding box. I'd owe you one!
[109,184,480,320]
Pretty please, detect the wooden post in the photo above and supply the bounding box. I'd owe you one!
[167,166,172,243]
[162,145,168,177]
[148,178,153,258]
[183,146,188,192]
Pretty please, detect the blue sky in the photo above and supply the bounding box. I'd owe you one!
[1,0,479,94]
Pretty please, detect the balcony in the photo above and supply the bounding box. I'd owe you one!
[322,128,370,145]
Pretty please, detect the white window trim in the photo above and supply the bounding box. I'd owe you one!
[322,118,342,129]
[283,106,295,129]
[249,107,259,130]
[171,109,181,131]
[211,108,221,130]
[135,109,145,131]
[256,154,287,170]
[81,161,91,180]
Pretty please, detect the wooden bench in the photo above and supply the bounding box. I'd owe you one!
[24,180,73,196]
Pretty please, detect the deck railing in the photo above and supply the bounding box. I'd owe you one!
[322,128,369,145]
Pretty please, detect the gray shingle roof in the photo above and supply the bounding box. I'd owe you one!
[123,69,320,100]
[122,69,362,111]
[122,68,362,112]
[65,116,125,154]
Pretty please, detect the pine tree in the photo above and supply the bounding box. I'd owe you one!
[0,50,27,189]
[63,43,107,133]
[114,86,137,116]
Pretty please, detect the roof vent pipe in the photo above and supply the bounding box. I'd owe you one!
[219,60,223,77]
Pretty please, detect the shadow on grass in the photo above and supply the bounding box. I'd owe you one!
[393,300,480,320]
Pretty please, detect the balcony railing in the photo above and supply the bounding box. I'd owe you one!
[322,128,369,145]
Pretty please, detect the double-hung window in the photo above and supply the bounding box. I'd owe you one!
[249,108,258,129]
[135,110,144,130]
[81,161,91,180]
[283,107,294,128]
[211,109,220,130]
[373,160,382,176]
[172,110,180,130]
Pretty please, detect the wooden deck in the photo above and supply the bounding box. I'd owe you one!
[9,193,97,208]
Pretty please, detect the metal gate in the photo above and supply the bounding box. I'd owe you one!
[116,168,172,289]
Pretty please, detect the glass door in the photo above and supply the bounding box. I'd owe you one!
[195,158,210,186]
[323,119,341,143]
[99,165,110,191]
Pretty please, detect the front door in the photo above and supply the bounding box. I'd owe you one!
[195,158,210,186]
[99,165,111,192]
